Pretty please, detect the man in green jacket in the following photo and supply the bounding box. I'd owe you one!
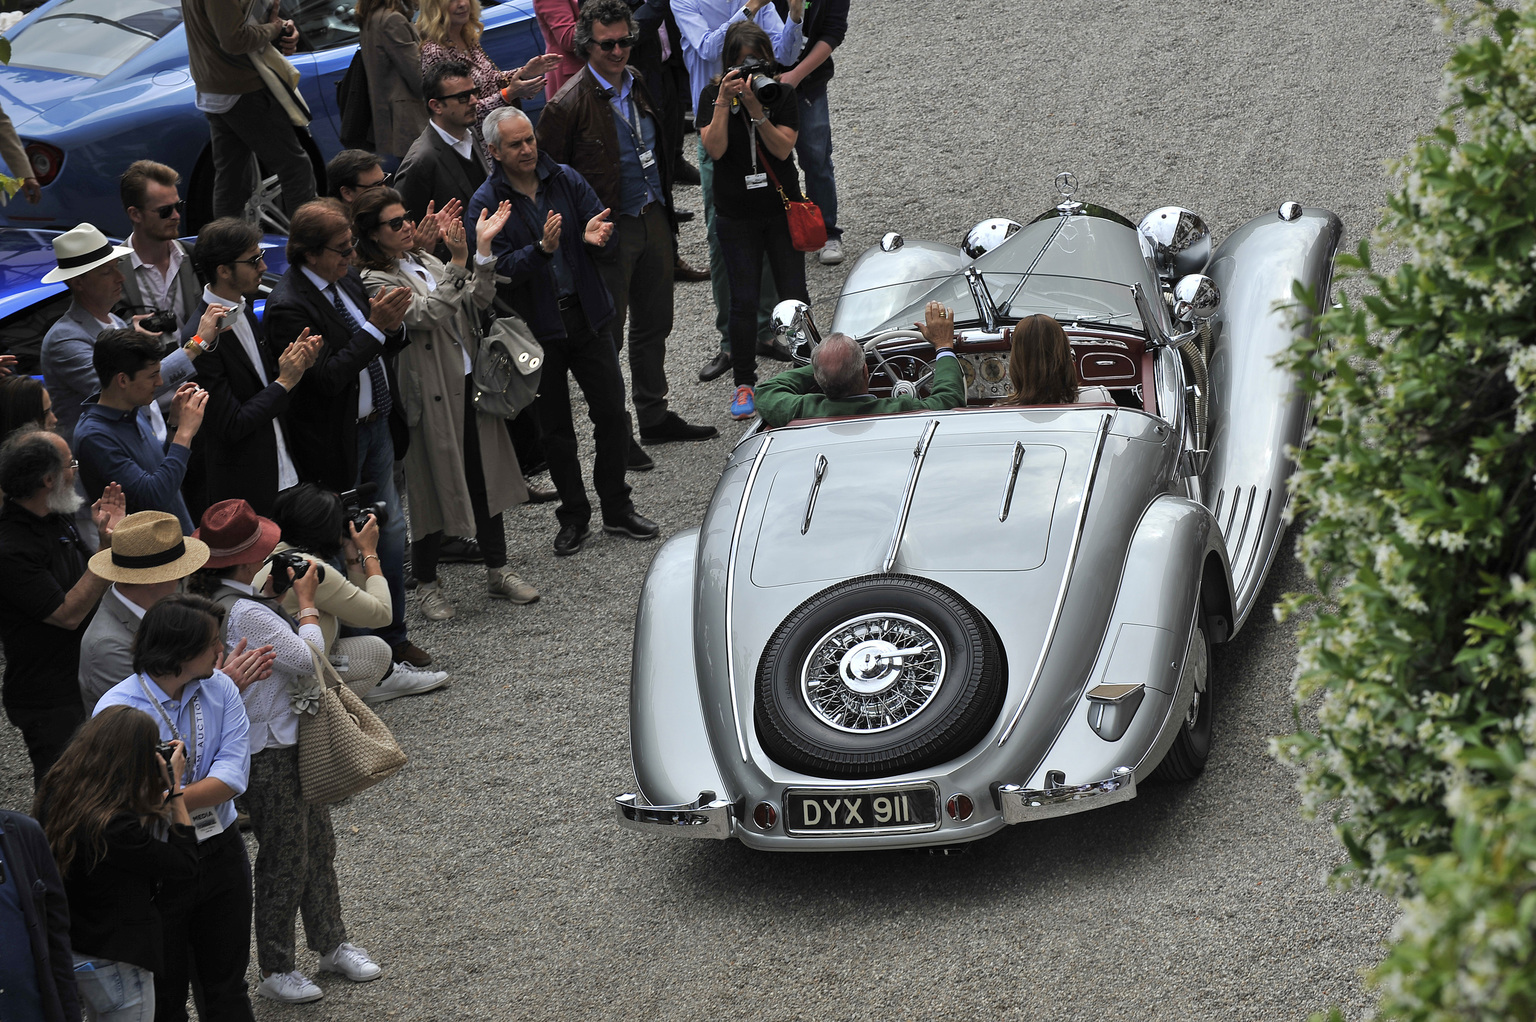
[756,301,966,426]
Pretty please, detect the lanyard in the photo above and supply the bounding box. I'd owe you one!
[137,673,203,783]
[744,103,760,174]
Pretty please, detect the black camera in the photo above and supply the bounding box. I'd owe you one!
[139,309,177,335]
[727,57,782,105]
[265,549,326,595]
[155,741,177,764]
[338,484,388,532]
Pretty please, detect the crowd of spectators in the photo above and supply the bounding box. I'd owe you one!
[0,0,856,1015]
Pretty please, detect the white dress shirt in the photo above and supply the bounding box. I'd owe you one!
[129,243,187,328]
[430,118,475,161]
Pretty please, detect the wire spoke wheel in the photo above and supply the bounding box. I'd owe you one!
[801,613,947,733]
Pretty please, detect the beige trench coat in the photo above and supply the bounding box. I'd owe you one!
[363,254,527,538]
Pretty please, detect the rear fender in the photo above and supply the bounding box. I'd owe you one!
[629,529,727,806]
[1020,495,1229,788]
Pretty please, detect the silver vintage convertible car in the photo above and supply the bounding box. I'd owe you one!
[616,177,1342,850]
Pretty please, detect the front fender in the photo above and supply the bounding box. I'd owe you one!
[1022,495,1229,789]
[629,529,727,807]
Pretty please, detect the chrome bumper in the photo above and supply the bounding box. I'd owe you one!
[996,767,1136,823]
[614,791,734,840]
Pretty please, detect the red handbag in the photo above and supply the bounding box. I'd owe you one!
[760,153,827,253]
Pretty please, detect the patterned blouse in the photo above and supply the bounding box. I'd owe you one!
[421,37,520,167]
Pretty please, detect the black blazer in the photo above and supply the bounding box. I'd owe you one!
[394,121,489,224]
[0,809,80,1022]
[181,300,295,515]
[262,266,409,491]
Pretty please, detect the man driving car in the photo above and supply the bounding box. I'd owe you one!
[754,301,966,426]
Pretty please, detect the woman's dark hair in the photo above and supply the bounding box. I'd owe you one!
[1004,315,1078,405]
[574,0,636,59]
[353,186,413,272]
[131,593,224,679]
[0,375,49,439]
[721,21,774,75]
[192,217,264,282]
[33,706,173,876]
[270,483,347,560]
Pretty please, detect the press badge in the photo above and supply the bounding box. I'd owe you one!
[639,150,656,169]
[191,806,225,842]
[745,172,768,190]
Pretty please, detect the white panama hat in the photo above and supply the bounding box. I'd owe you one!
[41,223,133,284]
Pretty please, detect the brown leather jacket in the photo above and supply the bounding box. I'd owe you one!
[535,65,675,231]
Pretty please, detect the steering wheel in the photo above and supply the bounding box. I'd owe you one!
[861,329,936,398]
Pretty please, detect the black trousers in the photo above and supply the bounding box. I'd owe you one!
[537,305,633,529]
[595,204,674,429]
[5,701,85,786]
[413,375,508,580]
[156,826,255,1022]
[716,212,808,387]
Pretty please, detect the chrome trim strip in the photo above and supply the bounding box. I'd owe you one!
[1231,485,1257,567]
[726,436,773,761]
[1222,483,1241,537]
[1232,490,1291,634]
[882,419,941,574]
[1131,282,1167,346]
[998,441,1026,522]
[997,767,1136,823]
[615,792,734,840]
[998,412,1115,745]
[1239,487,1273,589]
[800,453,828,535]
[1211,487,1225,524]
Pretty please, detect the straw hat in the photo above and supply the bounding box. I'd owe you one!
[41,224,133,284]
[194,499,282,569]
[88,512,210,584]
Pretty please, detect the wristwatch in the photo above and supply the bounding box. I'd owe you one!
[740,4,755,18]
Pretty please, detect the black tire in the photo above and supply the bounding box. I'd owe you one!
[1151,619,1212,781]
[754,574,1006,779]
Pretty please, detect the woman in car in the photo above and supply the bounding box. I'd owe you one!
[353,187,536,621]
[698,21,812,421]
[418,0,560,162]
[1002,314,1113,405]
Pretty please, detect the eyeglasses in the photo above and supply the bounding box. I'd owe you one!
[67,459,79,470]
[436,88,479,103]
[594,35,637,51]
[326,239,358,256]
[141,200,186,219]
[229,252,266,268]
[381,215,410,232]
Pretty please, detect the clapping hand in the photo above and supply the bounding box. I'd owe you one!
[416,200,443,252]
[91,481,126,542]
[217,637,277,692]
[276,328,322,388]
[475,200,512,256]
[368,285,412,333]
[540,210,562,253]
[584,208,614,247]
[0,353,15,376]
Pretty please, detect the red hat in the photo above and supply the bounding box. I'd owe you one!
[194,499,282,569]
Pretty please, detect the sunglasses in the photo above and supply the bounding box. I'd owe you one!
[326,239,358,256]
[229,252,266,268]
[381,215,410,231]
[436,88,479,103]
[594,35,637,51]
[141,199,187,219]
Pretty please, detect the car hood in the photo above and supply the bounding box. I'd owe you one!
[696,406,1178,780]
[0,66,98,126]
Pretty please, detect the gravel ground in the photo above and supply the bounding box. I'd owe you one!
[0,1,1460,1018]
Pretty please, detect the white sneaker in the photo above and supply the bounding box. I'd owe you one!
[417,579,455,620]
[818,238,844,265]
[487,566,539,604]
[256,971,323,1004]
[317,942,382,982]
[364,662,450,705]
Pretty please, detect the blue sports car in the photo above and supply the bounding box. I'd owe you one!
[0,0,545,236]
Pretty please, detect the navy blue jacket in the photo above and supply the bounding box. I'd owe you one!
[0,810,80,1022]
[465,153,615,343]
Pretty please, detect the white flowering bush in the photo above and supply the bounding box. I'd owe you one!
[1275,2,1536,1017]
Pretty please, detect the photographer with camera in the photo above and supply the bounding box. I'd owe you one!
[185,498,385,1005]
[255,484,447,704]
[32,706,200,1022]
[115,161,200,338]
[698,21,810,421]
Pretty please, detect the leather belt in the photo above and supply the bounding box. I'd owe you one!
[556,294,579,311]
[357,410,383,424]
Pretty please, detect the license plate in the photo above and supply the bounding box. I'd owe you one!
[783,784,940,836]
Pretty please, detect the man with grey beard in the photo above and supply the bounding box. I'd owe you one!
[0,430,124,784]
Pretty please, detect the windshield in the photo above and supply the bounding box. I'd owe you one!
[834,213,1167,338]
[7,0,182,79]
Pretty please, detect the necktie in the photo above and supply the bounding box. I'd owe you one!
[329,283,392,420]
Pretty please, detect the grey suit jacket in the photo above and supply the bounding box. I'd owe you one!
[395,121,488,223]
[79,586,139,712]
[116,240,201,335]
[40,300,198,444]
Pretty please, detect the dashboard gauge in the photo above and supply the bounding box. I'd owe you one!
[980,356,1007,384]
[961,357,977,389]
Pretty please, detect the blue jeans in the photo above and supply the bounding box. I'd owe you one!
[74,955,154,1022]
[795,85,840,240]
[354,415,408,648]
[699,137,777,351]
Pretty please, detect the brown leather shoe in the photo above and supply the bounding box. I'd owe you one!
[674,257,710,282]
[391,641,432,668]
[526,483,559,504]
